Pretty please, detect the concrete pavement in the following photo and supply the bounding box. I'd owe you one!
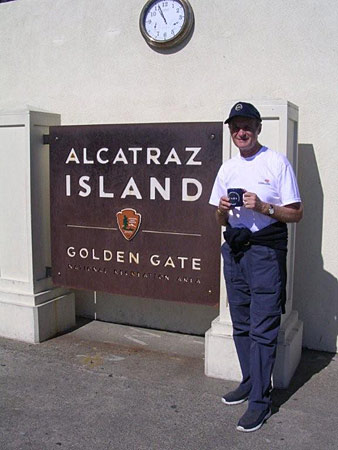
[0,319,337,450]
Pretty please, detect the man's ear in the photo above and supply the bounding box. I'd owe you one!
[257,122,262,135]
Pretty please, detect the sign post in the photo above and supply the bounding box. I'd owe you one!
[0,109,75,343]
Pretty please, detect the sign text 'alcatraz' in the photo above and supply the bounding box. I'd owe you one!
[64,146,203,201]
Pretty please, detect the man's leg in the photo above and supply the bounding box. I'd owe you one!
[246,245,283,411]
[248,309,281,410]
[221,243,252,395]
[236,308,280,431]
[236,245,284,432]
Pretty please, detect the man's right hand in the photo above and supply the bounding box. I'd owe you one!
[218,195,232,213]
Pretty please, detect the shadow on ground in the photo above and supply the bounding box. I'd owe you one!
[272,348,335,413]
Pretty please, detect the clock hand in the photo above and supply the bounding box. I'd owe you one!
[158,5,167,24]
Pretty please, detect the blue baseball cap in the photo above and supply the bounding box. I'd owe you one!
[225,102,261,124]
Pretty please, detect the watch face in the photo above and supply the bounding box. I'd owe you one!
[140,0,194,48]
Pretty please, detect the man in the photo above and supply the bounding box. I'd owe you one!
[209,102,303,432]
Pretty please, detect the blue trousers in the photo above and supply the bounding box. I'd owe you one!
[221,242,284,411]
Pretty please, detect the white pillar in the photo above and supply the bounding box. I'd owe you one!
[205,99,303,388]
[0,108,75,343]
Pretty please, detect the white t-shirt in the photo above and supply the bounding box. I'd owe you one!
[209,146,301,232]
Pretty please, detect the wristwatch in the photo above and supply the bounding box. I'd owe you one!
[268,204,275,215]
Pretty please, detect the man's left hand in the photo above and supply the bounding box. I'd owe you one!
[243,191,264,213]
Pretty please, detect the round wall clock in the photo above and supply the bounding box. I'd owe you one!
[139,0,194,49]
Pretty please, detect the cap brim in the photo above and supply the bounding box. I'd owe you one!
[224,113,261,124]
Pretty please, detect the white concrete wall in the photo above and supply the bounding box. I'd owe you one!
[0,0,337,352]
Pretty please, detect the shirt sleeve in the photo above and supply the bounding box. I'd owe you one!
[278,157,302,206]
[209,166,227,207]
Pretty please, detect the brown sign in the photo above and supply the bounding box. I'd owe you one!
[50,122,222,305]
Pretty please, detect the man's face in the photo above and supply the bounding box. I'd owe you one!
[228,117,261,155]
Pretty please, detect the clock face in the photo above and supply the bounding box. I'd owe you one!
[145,1,185,42]
[140,0,194,48]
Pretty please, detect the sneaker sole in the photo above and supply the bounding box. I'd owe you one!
[221,397,248,405]
[236,409,272,432]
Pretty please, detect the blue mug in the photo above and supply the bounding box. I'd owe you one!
[227,188,244,207]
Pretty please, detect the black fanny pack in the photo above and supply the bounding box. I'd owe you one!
[224,221,288,261]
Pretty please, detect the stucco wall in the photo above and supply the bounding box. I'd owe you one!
[1,0,337,352]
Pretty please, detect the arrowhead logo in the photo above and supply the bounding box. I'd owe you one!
[116,208,142,241]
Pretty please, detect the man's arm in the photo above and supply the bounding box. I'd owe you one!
[261,202,303,223]
[215,208,229,226]
[243,191,303,223]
